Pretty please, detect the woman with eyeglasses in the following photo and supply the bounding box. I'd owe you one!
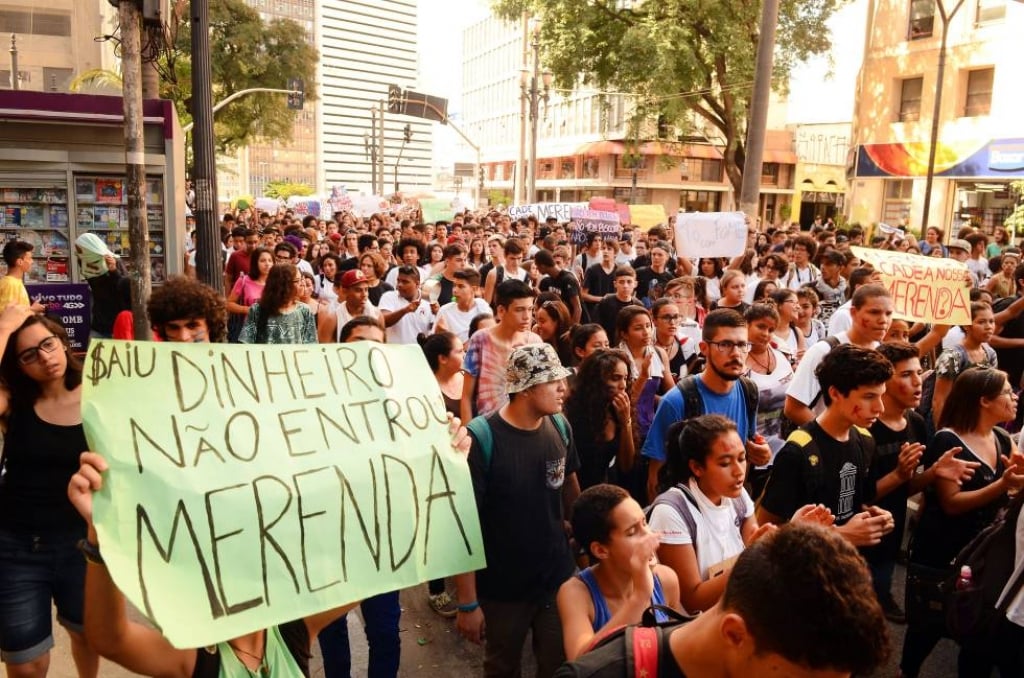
[901,367,1024,678]
[0,307,100,677]
[651,298,690,379]
[239,263,316,345]
[768,288,806,367]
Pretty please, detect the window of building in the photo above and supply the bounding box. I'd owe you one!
[681,190,722,212]
[898,77,923,122]
[908,0,935,40]
[882,179,914,224]
[42,68,73,92]
[761,162,779,184]
[680,158,723,182]
[963,68,994,117]
[976,0,1006,23]
[0,10,71,36]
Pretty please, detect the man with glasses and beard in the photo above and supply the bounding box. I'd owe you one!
[641,309,771,502]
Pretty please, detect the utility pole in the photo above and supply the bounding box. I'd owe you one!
[921,0,966,232]
[377,100,386,197]
[191,0,221,292]
[515,10,528,205]
[738,0,780,223]
[8,33,18,90]
[118,0,152,339]
[369,106,379,194]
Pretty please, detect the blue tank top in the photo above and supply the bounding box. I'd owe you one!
[577,566,669,631]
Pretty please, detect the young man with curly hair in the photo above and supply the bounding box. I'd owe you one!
[146,276,227,343]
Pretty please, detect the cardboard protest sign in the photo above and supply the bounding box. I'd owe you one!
[350,195,390,218]
[569,207,621,244]
[628,204,668,231]
[851,246,972,325]
[419,198,454,223]
[507,202,587,222]
[82,341,485,648]
[588,197,631,224]
[674,211,747,258]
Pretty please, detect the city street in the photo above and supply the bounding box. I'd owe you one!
[47,569,961,677]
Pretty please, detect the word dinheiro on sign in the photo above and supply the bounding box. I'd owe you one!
[82,341,485,648]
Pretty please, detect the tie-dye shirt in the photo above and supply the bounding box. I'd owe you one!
[463,328,542,417]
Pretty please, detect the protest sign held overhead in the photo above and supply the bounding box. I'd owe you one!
[507,202,587,222]
[569,207,621,244]
[81,341,485,649]
[851,246,972,325]
[627,204,668,231]
[674,211,748,258]
[419,198,456,223]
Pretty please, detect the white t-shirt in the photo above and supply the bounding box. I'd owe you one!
[384,264,431,288]
[746,347,794,465]
[943,326,965,351]
[786,332,878,416]
[333,301,380,341]
[378,290,434,344]
[648,481,753,585]
[828,300,853,336]
[744,274,762,303]
[297,259,314,277]
[433,298,491,342]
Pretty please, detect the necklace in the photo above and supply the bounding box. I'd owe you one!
[748,349,773,373]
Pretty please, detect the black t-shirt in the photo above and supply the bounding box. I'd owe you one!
[468,412,580,601]
[540,269,582,308]
[479,260,496,285]
[438,275,456,306]
[597,294,642,342]
[759,421,876,526]
[634,266,673,302]
[864,411,929,563]
[582,264,615,312]
[910,428,1009,568]
[994,297,1024,388]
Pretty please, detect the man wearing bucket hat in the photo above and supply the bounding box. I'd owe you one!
[455,342,581,678]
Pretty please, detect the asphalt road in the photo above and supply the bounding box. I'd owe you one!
[45,569,964,678]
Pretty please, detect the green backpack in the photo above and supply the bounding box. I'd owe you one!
[466,412,571,471]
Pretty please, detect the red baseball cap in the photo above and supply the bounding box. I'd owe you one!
[328,232,342,242]
[340,269,368,288]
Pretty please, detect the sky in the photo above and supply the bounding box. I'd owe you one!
[415,0,868,169]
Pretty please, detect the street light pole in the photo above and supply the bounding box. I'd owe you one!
[921,0,966,232]
[521,23,551,204]
[191,0,222,293]
[738,0,780,221]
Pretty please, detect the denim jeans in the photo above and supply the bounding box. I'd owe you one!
[0,529,86,664]
[317,590,401,678]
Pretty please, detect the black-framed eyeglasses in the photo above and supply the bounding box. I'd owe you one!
[17,335,61,365]
[657,314,681,322]
[707,340,753,354]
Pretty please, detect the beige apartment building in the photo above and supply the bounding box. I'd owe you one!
[1,2,114,92]
[849,0,1024,236]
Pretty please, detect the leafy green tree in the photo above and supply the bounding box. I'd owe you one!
[494,0,843,198]
[263,180,315,200]
[158,0,318,155]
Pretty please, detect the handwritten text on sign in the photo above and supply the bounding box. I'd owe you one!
[675,211,748,258]
[508,202,588,222]
[81,341,484,648]
[569,208,621,244]
[851,246,971,325]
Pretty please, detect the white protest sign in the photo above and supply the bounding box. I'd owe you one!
[507,203,587,222]
[674,211,748,258]
[350,195,390,217]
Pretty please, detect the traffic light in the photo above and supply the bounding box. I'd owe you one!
[287,78,304,110]
[403,124,412,143]
[388,84,402,114]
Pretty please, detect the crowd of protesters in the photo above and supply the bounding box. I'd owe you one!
[3,204,1024,677]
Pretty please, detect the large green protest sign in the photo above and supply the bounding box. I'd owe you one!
[81,340,485,648]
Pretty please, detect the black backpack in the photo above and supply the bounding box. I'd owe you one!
[945,441,1024,645]
[675,375,759,438]
[553,606,693,678]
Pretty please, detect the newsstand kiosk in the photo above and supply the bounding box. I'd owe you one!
[0,91,186,347]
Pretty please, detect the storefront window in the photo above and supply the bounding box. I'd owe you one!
[882,179,913,225]
[0,185,68,282]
